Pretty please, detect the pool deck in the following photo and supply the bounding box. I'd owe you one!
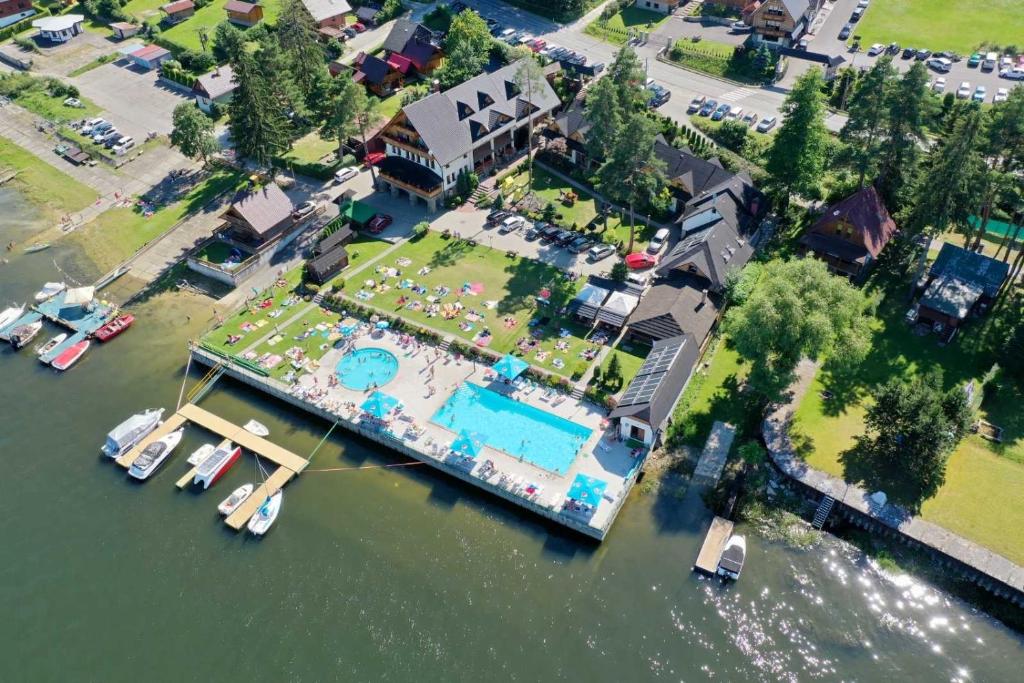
[192,326,645,539]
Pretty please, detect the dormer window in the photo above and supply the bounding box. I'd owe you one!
[456,101,475,120]
[477,91,494,109]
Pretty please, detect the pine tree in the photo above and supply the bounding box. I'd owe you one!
[596,112,664,252]
[840,57,895,188]
[606,46,646,111]
[583,76,620,163]
[876,62,929,209]
[229,50,290,166]
[765,69,829,203]
[276,0,325,101]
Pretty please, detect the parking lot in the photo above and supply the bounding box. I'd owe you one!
[72,60,191,140]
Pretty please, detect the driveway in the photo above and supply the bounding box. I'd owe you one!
[72,60,191,140]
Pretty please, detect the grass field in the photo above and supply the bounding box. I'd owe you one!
[10,86,101,122]
[592,339,649,397]
[0,135,98,223]
[854,0,1024,54]
[284,131,337,165]
[161,0,283,51]
[339,231,605,378]
[667,339,754,448]
[204,265,307,355]
[584,7,667,46]
[72,169,246,270]
[244,305,341,381]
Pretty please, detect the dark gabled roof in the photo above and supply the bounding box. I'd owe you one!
[402,39,438,71]
[314,224,354,255]
[354,5,378,20]
[225,183,294,236]
[356,54,391,84]
[920,274,983,320]
[800,232,870,264]
[224,0,258,14]
[803,185,897,259]
[382,18,435,54]
[553,99,590,139]
[193,64,236,100]
[307,246,348,284]
[626,275,719,342]
[780,0,810,20]
[928,242,1009,298]
[161,0,194,13]
[658,206,755,290]
[609,334,700,429]
[654,136,747,202]
[400,60,560,166]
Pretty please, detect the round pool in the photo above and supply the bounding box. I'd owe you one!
[335,347,399,390]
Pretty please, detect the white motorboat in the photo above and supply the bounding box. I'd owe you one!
[101,408,165,458]
[186,443,216,467]
[218,483,255,516]
[0,304,25,330]
[36,332,67,357]
[717,535,747,581]
[9,320,42,349]
[128,428,184,480]
[247,491,282,536]
[192,439,241,489]
[244,419,269,437]
[33,282,65,302]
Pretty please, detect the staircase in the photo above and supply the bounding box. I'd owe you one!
[570,384,586,400]
[679,0,703,18]
[439,337,452,353]
[469,185,494,206]
[812,495,836,529]
[312,291,325,305]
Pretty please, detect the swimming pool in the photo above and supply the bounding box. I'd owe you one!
[431,383,592,475]
[335,348,399,390]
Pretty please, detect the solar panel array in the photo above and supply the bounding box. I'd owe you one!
[617,337,685,408]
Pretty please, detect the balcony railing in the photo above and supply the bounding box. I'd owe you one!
[379,169,442,198]
[382,133,430,157]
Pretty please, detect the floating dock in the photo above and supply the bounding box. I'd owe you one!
[115,403,308,530]
[694,516,734,575]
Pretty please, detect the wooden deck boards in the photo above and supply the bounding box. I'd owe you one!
[177,404,309,473]
[223,467,295,530]
[694,516,734,575]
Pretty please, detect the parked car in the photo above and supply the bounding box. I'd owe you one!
[867,43,885,56]
[292,201,317,220]
[93,128,119,145]
[994,87,1010,103]
[915,49,932,61]
[729,20,750,33]
[698,99,718,116]
[63,97,83,108]
[647,228,670,254]
[334,166,359,184]
[499,215,527,234]
[1000,67,1024,80]
[342,27,357,39]
[351,22,366,33]
[756,116,778,133]
[901,46,916,59]
[710,103,731,121]
[530,39,546,53]
[687,95,706,113]
[525,221,547,240]
[88,121,113,138]
[927,57,952,73]
[885,43,900,55]
[499,28,516,42]
[725,105,742,120]
[967,53,982,67]
[857,0,870,7]
[956,81,971,98]
[932,77,946,92]
[81,117,105,135]
[625,252,657,269]
[367,213,392,233]
[1000,56,1014,71]
[569,236,594,254]
[539,224,562,242]
[839,23,853,40]
[555,230,579,246]
[112,136,134,155]
[982,52,998,71]
[972,85,987,102]
[486,209,510,225]
[742,111,758,126]
[936,51,961,62]
[587,244,615,262]
[104,133,125,148]
[851,8,864,22]
[797,38,809,51]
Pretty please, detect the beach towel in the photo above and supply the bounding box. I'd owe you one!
[240,322,256,333]
[254,319,269,328]
[483,300,498,309]
[266,334,284,346]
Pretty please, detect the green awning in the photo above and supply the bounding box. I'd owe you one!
[338,199,377,225]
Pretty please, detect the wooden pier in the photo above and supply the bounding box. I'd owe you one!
[115,403,308,530]
[694,516,734,575]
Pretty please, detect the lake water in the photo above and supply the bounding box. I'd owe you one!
[0,190,1021,681]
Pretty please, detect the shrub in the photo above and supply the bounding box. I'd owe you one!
[610,261,628,282]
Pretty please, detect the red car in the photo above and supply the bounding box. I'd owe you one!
[351,22,366,33]
[625,252,657,269]
[367,213,393,233]
[531,39,546,53]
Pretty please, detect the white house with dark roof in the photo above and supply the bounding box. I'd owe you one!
[375,60,561,211]
[193,65,236,113]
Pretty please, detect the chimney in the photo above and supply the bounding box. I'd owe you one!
[701,289,708,305]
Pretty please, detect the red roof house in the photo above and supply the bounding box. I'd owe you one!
[800,185,897,280]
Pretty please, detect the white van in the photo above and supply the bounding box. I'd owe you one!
[982,52,998,71]
[113,136,135,155]
[81,117,106,135]
[647,228,670,254]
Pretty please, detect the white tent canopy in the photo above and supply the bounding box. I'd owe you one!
[64,286,95,306]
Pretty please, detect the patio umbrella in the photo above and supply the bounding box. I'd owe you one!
[360,390,400,419]
[450,430,485,458]
[567,474,608,505]
[376,320,389,329]
[492,353,529,380]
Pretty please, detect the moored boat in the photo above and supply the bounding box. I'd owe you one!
[36,332,67,357]
[0,304,25,330]
[101,408,165,458]
[33,281,65,302]
[218,483,255,516]
[94,313,134,342]
[247,491,282,536]
[186,443,216,467]
[51,339,90,371]
[23,243,51,254]
[717,535,747,581]
[9,320,43,349]
[244,419,269,437]
[193,439,242,489]
[128,428,184,480]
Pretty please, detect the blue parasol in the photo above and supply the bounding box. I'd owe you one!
[360,390,401,418]
[492,353,529,380]
[450,430,485,458]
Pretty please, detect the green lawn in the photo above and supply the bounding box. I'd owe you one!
[585,7,667,46]
[791,270,1024,564]
[666,39,767,85]
[243,305,342,381]
[0,135,97,223]
[161,0,283,51]
[204,265,306,353]
[854,0,1024,54]
[11,86,101,122]
[591,338,650,396]
[284,131,337,165]
[374,90,404,121]
[343,234,393,271]
[122,0,171,20]
[666,339,754,448]
[73,169,246,270]
[340,231,604,378]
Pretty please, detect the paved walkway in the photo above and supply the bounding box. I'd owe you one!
[763,359,1024,596]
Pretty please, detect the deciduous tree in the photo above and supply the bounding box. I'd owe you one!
[436,10,492,89]
[170,102,217,166]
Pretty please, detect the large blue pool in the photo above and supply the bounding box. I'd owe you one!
[431,383,592,475]
[335,348,399,390]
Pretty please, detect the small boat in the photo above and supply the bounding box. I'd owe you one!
[128,428,184,480]
[101,408,165,458]
[33,281,65,302]
[0,304,25,330]
[9,320,42,349]
[93,265,131,291]
[717,535,747,581]
[94,313,134,342]
[186,443,216,466]
[218,483,255,516]
[23,243,50,254]
[247,491,282,536]
[36,332,67,357]
[244,419,269,437]
[51,339,90,371]
[193,439,242,489]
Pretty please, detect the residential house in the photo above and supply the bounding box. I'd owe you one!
[608,334,702,446]
[193,65,236,114]
[129,44,173,70]
[306,224,355,284]
[654,135,764,221]
[633,0,680,14]
[744,0,823,47]
[160,0,195,24]
[0,0,36,29]
[219,183,296,247]
[302,0,351,30]
[912,243,1009,340]
[655,212,756,291]
[375,60,561,211]
[109,21,141,40]
[624,274,721,345]
[225,0,263,26]
[353,5,379,25]
[546,97,590,166]
[381,18,443,76]
[352,52,403,96]
[799,185,897,280]
[31,14,84,43]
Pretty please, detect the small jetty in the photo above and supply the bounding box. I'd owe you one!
[115,403,308,530]
[694,516,734,575]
